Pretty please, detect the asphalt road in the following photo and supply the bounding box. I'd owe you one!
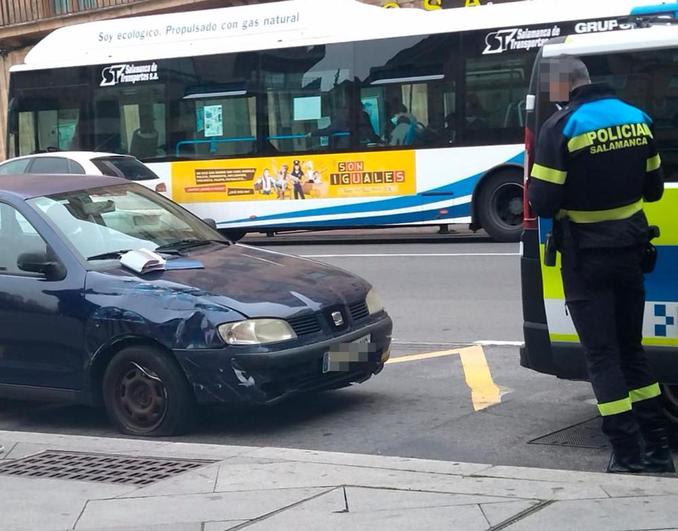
[0,236,618,472]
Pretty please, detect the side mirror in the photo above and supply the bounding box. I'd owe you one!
[203,218,218,229]
[224,229,246,242]
[17,252,66,280]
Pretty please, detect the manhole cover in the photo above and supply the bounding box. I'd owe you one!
[0,450,216,486]
[528,417,609,449]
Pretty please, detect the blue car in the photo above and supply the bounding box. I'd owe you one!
[0,174,392,436]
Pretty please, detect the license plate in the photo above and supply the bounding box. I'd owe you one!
[322,335,371,373]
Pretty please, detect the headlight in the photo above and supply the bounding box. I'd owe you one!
[365,288,384,315]
[218,319,297,345]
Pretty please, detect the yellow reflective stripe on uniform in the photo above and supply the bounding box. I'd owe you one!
[567,133,594,153]
[598,396,632,416]
[647,154,661,172]
[630,382,661,403]
[558,199,643,224]
[531,164,567,185]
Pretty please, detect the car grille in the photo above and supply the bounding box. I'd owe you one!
[349,300,369,321]
[287,314,321,335]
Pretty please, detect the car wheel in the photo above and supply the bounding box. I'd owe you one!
[477,170,524,242]
[102,346,194,436]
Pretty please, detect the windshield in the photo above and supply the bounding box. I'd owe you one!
[92,156,159,181]
[28,183,225,262]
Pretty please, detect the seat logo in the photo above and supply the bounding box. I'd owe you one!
[331,311,344,327]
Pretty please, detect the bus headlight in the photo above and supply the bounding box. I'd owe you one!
[218,319,297,345]
[366,288,384,315]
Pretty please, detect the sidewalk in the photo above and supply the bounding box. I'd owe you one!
[0,430,677,530]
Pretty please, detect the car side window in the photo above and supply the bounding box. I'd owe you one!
[0,203,49,276]
[68,160,86,174]
[0,158,31,175]
[28,157,70,174]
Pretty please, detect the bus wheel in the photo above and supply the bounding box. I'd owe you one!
[477,171,524,242]
[661,384,678,427]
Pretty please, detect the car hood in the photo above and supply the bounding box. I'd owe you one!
[105,243,369,319]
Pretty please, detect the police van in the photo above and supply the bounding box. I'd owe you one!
[522,3,678,423]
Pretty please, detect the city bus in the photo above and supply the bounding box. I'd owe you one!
[4,0,662,240]
[521,3,678,422]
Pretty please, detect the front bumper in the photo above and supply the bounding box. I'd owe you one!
[174,314,393,405]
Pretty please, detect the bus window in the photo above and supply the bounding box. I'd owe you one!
[259,43,354,154]
[355,34,457,149]
[93,85,166,160]
[12,91,82,155]
[168,54,258,159]
[462,54,531,145]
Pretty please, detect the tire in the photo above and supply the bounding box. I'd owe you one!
[102,346,194,437]
[477,171,524,242]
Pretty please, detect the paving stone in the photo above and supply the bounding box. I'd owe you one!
[243,446,491,476]
[203,522,249,531]
[0,476,129,531]
[480,500,539,526]
[4,442,53,459]
[0,441,16,459]
[479,465,678,496]
[506,496,678,531]
[75,487,329,529]
[345,486,518,512]
[83,524,203,531]
[116,464,221,498]
[242,490,489,531]
[214,461,608,500]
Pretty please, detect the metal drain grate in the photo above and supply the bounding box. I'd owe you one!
[528,417,609,449]
[0,450,216,486]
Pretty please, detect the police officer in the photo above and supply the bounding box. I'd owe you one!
[528,56,674,474]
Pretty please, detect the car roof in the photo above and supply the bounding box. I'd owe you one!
[1,152,134,163]
[0,173,130,199]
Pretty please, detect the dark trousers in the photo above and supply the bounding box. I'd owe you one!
[561,246,665,452]
[294,183,305,200]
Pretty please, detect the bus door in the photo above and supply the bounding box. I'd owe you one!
[92,84,166,160]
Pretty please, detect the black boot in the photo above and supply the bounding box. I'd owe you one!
[643,428,676,473]
[632,397,676,473]
[607,451,645,473]
[606,435,645,474]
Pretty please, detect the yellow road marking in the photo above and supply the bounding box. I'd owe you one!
[387,345,504,411]
[385,349,460,364]
[458,345,503,411]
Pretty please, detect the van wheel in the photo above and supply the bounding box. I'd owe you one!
[477,171,524,242]
[102,346,194,436]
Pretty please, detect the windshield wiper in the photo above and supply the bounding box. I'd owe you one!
[155,239,229,253]
[87,248,183,261]
[87,249,132,261]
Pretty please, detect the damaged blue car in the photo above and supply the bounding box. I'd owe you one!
[0,175,392,436]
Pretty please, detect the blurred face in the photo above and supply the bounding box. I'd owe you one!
[543,62,573,103]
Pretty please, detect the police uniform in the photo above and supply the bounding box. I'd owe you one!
[528,82,673,473]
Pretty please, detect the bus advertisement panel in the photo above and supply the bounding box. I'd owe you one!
[171,151,416,204]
